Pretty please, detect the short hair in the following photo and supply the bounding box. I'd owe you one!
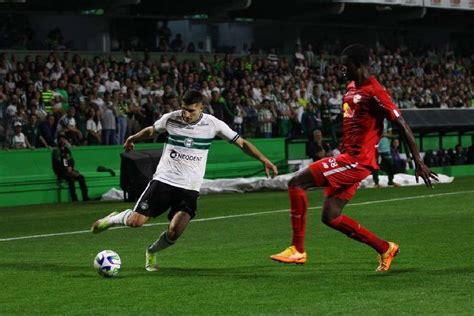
[183,89,203,105]
[341,44,369,66]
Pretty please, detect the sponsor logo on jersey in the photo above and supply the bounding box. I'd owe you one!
[184,138,194,148]
[343,102,355,118]
[353,94,362,104]
[140,201,148,210]
[169,149,203,161]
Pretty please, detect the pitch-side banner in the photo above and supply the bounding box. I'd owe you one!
[333,0,474,9]
[424,0,474,10]
[332,0,423,5]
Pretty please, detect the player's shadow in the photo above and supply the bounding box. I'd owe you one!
[0,262,91,273]
[365,266,474,277]
[123,264,299,279]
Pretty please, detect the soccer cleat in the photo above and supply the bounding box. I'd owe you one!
[145,250,160,272]
[91,211,118,234]
[376,241,400,272]
[270,245,307,264]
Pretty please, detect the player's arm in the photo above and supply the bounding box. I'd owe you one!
[234,137,278,178]
[123,126,156,152]
[393,116,438,187]
[373,85,438,188]
[124,113,170,152]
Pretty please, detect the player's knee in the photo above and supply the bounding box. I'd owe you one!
[126,214,145,227]
[288,176,304,189]
[321,207,340,226]
[321,212,335,226]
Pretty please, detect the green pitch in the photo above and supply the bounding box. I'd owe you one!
[1,177,473,315]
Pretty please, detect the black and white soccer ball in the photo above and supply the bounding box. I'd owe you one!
[94,250,121,277]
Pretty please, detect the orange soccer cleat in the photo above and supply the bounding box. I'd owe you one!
[376,241,400,272]
[270,245,307,264]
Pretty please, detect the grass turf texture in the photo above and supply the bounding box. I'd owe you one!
[1,177,473,315]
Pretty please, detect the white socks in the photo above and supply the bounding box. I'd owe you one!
[108,209,133,226]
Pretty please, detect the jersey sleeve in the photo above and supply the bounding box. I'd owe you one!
[153,112,171,133]
[372,85,402,121]
[214,117,240,143]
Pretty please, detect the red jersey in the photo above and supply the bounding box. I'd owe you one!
[341,76,401,170]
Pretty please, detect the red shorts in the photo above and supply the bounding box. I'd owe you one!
[308,153,372,201]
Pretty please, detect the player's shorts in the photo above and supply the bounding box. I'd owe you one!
[308,153,372,201]
[133,180,199,220]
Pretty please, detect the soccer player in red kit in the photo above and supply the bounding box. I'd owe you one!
[270,44,438,272]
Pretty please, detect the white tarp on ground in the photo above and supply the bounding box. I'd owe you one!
[101,173,454,200]
[200,173,454,194]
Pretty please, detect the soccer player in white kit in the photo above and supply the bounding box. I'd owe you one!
[91,90,278,271]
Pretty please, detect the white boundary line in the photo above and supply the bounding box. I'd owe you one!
[1,190,473,242]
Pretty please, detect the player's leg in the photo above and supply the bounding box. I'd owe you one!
[91,181,161,233]
[65,175,78,202]
[270,166,319,264]
[145,186,198,271]
[321,193,399,272]
[145,211,191,272]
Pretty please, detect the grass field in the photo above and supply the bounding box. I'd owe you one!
[1,177,473,315]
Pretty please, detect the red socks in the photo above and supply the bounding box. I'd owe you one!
[328,215,389,254]
[289,186,308,253]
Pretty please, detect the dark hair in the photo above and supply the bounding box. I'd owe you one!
[341,44,369,66]
[183,89,203,105]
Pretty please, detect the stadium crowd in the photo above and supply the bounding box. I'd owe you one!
[0,43,472,165]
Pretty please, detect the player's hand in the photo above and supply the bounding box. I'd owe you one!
[415,162,438,188]
[123,137,135,152]
[263,160,278,178]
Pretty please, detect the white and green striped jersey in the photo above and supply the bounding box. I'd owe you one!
[153,110,239,192]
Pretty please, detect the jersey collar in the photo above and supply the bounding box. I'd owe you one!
[181,111,204,126]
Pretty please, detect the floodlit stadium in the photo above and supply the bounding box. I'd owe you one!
[0,0,473,314]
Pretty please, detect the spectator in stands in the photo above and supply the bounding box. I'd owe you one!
[157,21,172,47]
[0,39,471,152]
[99,92,117,145]
[307,129,326,162]
[301,103,320,140]
[86,107,102,145]
[275,94,292,137]
[436,148,451,166]
[9,121,34,150]
[451,144,467,165]
[242,96,258,138]
[209,90,225,121]
[52,134,89,202]
[390,138,406,174]
[57,107,83,145]
[423,150,439,168]
[257,100,274,138]
[304,44,316,68]
[170,34,185,52]
[23,113,40,148]
[38,114,56,148]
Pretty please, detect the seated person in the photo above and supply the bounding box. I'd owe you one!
[9,122,35,150]
[307,129,326,162]
[436,148,451,166]
[390,138,406,174]
[451,144,467,165]
[423,150,439,167]
[52,134,89,202]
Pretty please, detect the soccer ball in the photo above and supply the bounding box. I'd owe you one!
[94,250,121,277]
